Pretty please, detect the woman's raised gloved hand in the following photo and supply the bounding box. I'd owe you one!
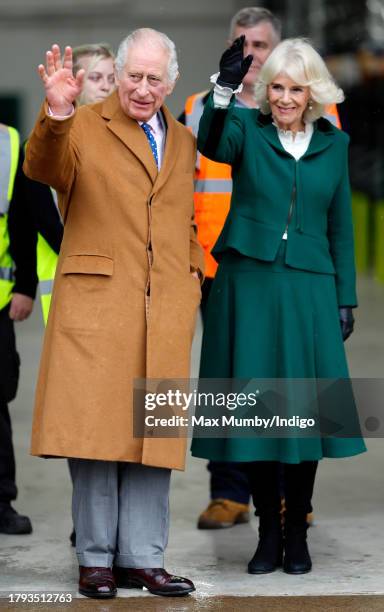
[217,35,253,90]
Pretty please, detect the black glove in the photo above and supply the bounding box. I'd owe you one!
[217,35,253,90]
[339,307,354,341]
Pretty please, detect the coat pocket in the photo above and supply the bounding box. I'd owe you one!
[57,254,114,331]
[61,254,114,276]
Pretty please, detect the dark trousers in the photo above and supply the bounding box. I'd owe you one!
[0,400,17,503]
[0,306,20,504]
[208,461,250,505]
[208,458,316,515]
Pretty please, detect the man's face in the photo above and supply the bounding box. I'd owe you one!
[115,42,176,122]
[231,22,278,87]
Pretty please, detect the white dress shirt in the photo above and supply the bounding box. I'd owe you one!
[275,122,313,161]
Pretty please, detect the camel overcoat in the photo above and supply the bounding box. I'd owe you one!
[23,91,205,470]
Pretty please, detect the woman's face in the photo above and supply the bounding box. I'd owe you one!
[267,72,311,133]
[80,56,115,104]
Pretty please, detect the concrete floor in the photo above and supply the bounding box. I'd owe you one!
[0,275,384,610]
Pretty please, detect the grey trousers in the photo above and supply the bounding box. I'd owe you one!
[68,459,171,568]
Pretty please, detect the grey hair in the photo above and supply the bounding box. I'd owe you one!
[115,28,179,83]
[72,42,115,76]
[229,6,282,43]
[254,38,345,123]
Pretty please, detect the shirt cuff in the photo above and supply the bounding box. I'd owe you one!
[210,72,242,108]
[47,104,75,120]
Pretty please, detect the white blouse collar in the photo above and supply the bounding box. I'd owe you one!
[273,121,314,141]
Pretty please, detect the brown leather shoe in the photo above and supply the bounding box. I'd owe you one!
[197,499,249,529]
[113,567,195,597]
[78,566,117,599]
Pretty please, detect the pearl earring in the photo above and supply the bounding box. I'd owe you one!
[308,100,313,110]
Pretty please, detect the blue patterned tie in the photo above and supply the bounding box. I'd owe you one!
[141,122,159,168]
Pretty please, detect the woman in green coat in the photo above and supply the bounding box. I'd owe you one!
[191,38,366,575]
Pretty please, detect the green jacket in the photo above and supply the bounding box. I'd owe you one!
[197,92,357,307]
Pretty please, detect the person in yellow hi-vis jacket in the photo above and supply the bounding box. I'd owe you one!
[0,125,37,535]
[179,6,341,532]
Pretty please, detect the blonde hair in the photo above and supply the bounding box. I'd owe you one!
[254,38,344,122]
[72,43,115,106]
[73,43,114,75]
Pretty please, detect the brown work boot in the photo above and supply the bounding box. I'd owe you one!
[197,499,249,529]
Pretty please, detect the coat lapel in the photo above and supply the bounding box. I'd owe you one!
[257,119,289,156]
[302,118,335,158]
[152,105,181,194]
[101,91,158,183]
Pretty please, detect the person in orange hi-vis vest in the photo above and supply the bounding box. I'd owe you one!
[179,6,341,532]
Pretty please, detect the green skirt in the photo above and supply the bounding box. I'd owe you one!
[191,243,366,463]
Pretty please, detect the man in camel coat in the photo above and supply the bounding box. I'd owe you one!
[24,28,204,599]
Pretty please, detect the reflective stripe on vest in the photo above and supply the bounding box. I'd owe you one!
[37,233,58,326]
[185,91,207,137]
[324,103,341,129]
[0,126,19,215]
[39,279,54,295]
[0,125,19,310]
[195,178,233,193]
[0,266,13,281]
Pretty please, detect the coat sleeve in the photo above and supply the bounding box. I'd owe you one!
[197,91,244,165]
[23,101,79,198]
[327,136,357,307]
